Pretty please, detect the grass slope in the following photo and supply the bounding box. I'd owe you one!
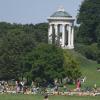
[67,50,100,87]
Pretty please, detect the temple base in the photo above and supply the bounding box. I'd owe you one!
[62,45,74,49]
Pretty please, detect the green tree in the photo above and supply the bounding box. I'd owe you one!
[63,50,81,82]
[25,44,81,86]
[96,24,100,63]
[26,44,64,86]
[77,0,100,44]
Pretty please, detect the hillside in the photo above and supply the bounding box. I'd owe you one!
[66,50,100,87]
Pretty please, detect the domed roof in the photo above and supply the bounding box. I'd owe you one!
[50,7,72,18]
[51,11,72,17]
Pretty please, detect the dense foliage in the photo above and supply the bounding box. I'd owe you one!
[0,22,48,80]
[77,0,100,44]
[0,22,81,85]
[76,0,100,63]
[25,44,65,86]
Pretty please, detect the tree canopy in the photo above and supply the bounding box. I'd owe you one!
[77,0,100,44]
[76,0,100,63]
[0,22,48,80]
[0,22,81,86]
[25,44,81,86]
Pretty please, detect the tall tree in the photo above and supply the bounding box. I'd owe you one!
[96,24,100,63]
[26,43,64,86]
[77,0,100,44]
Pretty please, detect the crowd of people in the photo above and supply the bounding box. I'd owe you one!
[0,79,100,97]
[0,80,33,94]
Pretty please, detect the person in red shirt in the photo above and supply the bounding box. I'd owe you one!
[76,80,81,91]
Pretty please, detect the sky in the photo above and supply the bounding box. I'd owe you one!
[0,0,83,24]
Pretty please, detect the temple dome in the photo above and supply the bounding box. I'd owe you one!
[50,11,72,18]
[50,7,72,18]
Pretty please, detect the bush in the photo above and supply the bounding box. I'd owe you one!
[75,43,98,60]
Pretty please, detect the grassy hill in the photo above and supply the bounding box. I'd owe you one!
[66,50,100,88]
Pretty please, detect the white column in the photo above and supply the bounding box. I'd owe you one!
[68,25,71,47]
[62,24,66,47]
[58,25,62,46]
[71,26,74,48]
[54,24,58,41]
[48,24,53,44]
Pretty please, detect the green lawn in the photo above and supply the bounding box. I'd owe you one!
[0,94,100,100]
[66,50,100,87]
[77,54,100,87]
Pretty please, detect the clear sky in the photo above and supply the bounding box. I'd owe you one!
[0,0,83,24]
